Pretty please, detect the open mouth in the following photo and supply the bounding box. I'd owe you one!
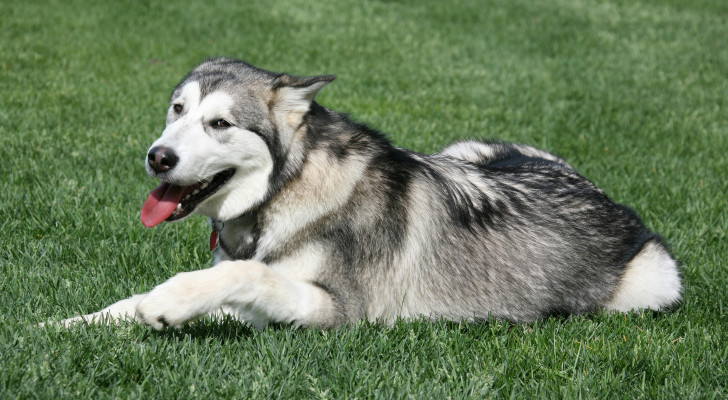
[140,168,235,228]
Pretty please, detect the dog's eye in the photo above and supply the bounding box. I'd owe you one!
[173,104,183,114]
[212,119,232,129]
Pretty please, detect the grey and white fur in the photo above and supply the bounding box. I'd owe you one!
[52,58,682,330]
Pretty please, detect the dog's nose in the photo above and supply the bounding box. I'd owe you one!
[147,146,179,173]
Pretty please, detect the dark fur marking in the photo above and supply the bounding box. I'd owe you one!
[218,213,260,261]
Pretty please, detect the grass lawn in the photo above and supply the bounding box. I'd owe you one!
[2,0,727,397]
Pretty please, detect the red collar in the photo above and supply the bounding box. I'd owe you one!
[209,230,219,251]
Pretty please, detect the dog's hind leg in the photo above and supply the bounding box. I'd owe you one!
[134,260,338,330]
[43,294,147,327]
[605,240,682,312]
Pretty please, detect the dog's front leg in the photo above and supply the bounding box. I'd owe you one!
[135,260,336,330]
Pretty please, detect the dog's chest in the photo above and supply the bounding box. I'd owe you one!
[214,226,324,284]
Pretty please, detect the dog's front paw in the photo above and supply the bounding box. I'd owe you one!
[135,271,220,330]
[40,315,88,328]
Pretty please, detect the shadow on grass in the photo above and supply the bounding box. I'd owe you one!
[151,315,257,343]
[143,307,680,345]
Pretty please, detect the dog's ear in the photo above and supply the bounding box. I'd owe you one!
[271,74,335,134]
[273,73,335,106]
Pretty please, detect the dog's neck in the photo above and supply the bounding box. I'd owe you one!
[208,112,317,261]
[211,104,394,264]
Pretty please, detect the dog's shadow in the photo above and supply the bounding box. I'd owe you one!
[151,315,258,343]
[152,316,516,343]
[150,309,673,344]
[149,316,335,343]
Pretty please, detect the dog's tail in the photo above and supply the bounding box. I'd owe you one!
[440,140,572,169]
[605,240,682,312]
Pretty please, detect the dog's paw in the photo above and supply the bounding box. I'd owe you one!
[38,316,87,328]
[135,271,219,330]
[40,313,128,328]
[40,295,146,328]
[56,315,91,327]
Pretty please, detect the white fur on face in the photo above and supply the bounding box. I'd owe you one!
[147,81,274,221]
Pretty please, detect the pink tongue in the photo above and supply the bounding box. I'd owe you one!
[140,182,185,228]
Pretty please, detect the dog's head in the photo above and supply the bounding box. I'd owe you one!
[140,58,334,227]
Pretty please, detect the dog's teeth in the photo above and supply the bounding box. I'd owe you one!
[200,182,209,189]
[176,203,182,211]
[192,189,200,195]
[184,194,191,201]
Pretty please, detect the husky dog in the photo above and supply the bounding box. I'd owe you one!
[55,58,681,330]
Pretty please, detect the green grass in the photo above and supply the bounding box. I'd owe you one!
[1,0,726,398]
